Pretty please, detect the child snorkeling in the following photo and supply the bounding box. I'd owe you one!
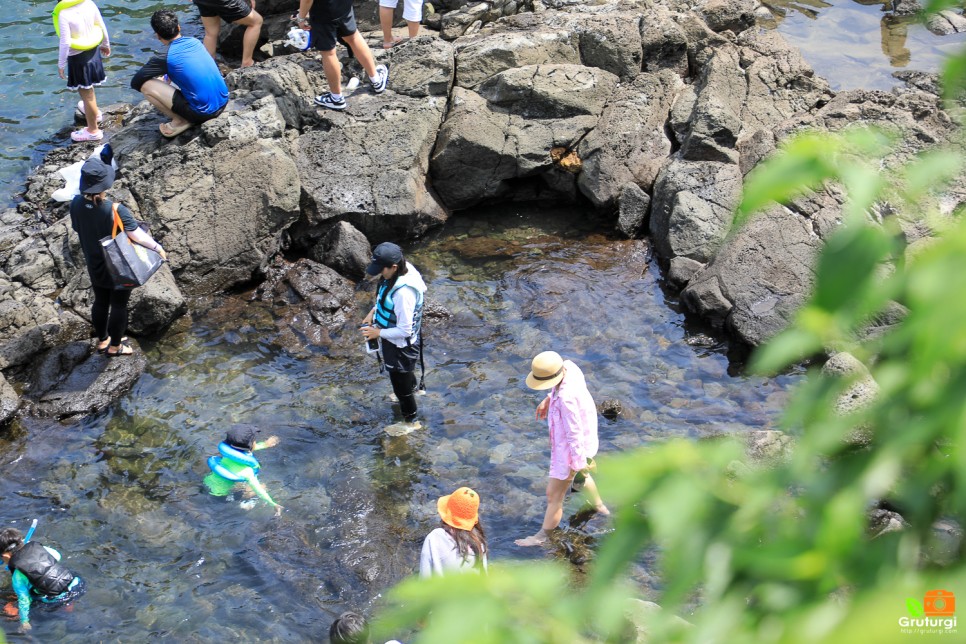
[203,426,283,516]
[1,526,85,633]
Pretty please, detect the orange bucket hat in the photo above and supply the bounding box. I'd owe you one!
[437,487,480,530]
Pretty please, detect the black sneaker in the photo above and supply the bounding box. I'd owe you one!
[371,64,389,94]
[314,92,346,111]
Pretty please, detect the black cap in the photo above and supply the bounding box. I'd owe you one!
[365,242,403,276]
[79,158,115,194]
[225,425,258,450]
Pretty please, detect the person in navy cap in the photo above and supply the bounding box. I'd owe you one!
[360,242,427,434]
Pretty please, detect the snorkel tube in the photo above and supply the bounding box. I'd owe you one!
[52,0,105,51]
[24,519,38,543]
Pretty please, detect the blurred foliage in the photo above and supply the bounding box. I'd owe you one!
[375,3,966,643]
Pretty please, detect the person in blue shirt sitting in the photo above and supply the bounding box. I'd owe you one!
[130,10,230,138]
[1,528,85,634]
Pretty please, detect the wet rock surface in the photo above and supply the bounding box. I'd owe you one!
[0,372,19,426]
[253,258,357,354]
[24,340,148,419]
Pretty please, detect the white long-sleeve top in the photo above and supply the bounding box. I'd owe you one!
[57,0,110,70]
[377,263,427,349]
[419,527,488,578]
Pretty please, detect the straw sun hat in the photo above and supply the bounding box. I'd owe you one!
[437,487,480,530]
[525,351,565,390]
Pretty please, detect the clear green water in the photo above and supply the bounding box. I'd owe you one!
[1,206,799,639]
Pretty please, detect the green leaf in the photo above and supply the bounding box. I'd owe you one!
[900,149,965,205]
[922,0,964,15]
[942,46,966,100]
[750,327,822,375]
[735,132,839,227]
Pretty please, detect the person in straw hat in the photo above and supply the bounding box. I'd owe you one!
[515,351,608,547]
[420,487,488,577]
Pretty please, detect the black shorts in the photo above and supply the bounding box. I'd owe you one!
[310,9,358,52]
[381,339,419,373]
[194,0,252,23]
[172,90,225,125]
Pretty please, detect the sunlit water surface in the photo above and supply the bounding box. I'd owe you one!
[1,206,800,639]
[766,0,966,90]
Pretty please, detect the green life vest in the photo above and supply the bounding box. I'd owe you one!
[52,0,104,51]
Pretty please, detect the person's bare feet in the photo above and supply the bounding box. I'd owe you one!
[514,530,549,547]
[595,503,611,516]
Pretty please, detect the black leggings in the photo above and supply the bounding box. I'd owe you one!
[388,369,418,422]
[382,340,419,422]
[91,286,131,347]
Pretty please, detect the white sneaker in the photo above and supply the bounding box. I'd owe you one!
[371,64,389,94]
[314,92,347,111]
[384,420,421,436]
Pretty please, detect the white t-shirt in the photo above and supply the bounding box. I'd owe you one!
[419,527,488,578]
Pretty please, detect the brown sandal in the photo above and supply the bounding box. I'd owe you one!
[106,342,134,357]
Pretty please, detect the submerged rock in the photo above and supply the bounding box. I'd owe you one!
[253,258,356,354]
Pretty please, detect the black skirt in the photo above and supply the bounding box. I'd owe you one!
[66,47,106,90]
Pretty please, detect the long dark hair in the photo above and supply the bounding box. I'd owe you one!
[84,191,105,207]
[441,520,487,570]
[378,254,408,309]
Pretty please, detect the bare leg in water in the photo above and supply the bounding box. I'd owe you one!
[515,470,609,547]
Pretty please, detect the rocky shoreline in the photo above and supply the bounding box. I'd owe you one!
[1,0,964,424]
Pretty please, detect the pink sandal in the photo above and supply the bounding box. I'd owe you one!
[71,128,103,142]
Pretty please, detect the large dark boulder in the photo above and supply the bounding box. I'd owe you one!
[296,91,449,242]
[649,156,742,264]
[0,272,88,371]
[431,64,619,209]
[310,221,371,280]
[454,29,580,89]
[577,70,681,210]
[116,94,301,296]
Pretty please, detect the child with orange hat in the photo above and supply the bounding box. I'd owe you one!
[419,487,488,577]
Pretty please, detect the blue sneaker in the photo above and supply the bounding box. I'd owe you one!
[314,92,346,111]
[371,64,389,94]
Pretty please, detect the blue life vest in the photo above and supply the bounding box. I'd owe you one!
[374,272,424,340]
[207,442,260,482]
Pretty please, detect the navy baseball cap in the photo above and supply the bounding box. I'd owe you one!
[365,242,403,276]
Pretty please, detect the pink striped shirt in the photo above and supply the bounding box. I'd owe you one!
[57,0,110,70]
[547,360,599,478]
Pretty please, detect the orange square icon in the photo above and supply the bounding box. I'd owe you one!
[924,590,956,616]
